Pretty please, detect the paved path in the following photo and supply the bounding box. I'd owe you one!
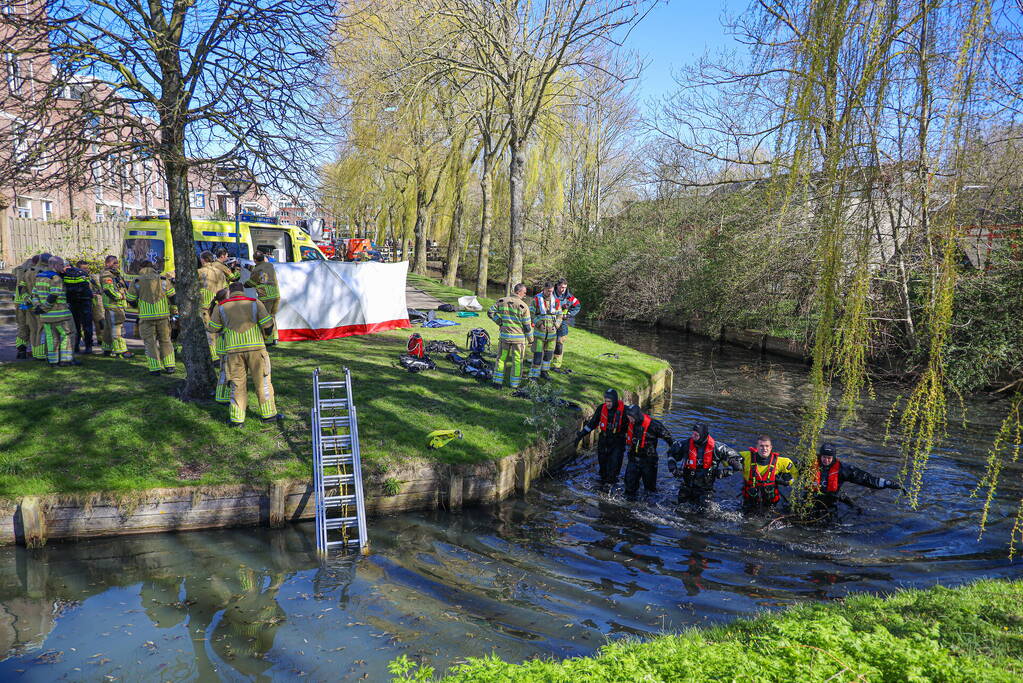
[405,284,445,311]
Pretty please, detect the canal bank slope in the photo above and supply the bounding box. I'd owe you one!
[0,275,670,545]
[430,579,1023,682]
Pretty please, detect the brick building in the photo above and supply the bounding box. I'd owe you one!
[1,1,271,223]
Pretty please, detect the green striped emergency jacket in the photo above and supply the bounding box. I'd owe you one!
[100,268,128,309]
[12,265,29,304]
[487,295,533,344]
[245,262,280,301]
[207,296,273,353]
[32,271,72,322]
[126,267,176,319]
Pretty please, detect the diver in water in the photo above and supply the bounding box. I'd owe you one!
[666,423,741,508]
[738,434,796,514]
[809,442,904,514]
[622,404,674,500]
[575,388,628,490]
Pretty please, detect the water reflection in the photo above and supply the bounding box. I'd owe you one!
[0,324,1020,680]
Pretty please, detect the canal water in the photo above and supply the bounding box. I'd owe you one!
[1,323,1020,681]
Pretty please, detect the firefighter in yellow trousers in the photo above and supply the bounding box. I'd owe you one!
[99,255,133,358]
[207,283,282,426]
[25,254,48,360]
[487,283,533,390]
[126,260,176,375]
[12,257,34,359]
[198,251,228,362]
[33,256,77,366]
[244,251,280,344]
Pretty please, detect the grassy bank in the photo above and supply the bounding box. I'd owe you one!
[407,579,1023,682]
[0,275,666,498]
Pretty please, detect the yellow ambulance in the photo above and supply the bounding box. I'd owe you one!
[120,217,326,276]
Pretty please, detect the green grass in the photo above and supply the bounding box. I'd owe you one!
[394,579,1023,682]
[0,276,666,498]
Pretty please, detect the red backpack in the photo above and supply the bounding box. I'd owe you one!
[407,333,425,358]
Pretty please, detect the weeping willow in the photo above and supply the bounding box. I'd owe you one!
[748,0,1015,531]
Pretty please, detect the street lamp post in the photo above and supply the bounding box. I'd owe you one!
[217,158,253,258]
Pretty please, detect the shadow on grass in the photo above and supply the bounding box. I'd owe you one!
[0,277,667,497]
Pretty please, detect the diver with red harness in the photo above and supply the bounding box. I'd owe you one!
[666,423,741,507]
[738,435,796,513]
[810,442,904,514]
[575,388,628,490]
[622,404,675,500]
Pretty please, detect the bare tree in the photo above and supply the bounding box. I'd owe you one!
[428,0,651,291]
[2,0,336,398]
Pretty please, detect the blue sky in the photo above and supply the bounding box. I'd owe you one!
[626,0,739,108]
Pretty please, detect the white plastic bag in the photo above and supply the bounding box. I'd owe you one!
[457,295,483,311]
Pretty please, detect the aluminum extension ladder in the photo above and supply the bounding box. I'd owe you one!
[312,367,369,555]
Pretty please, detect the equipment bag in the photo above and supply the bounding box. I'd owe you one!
[407,333,425,358]
[466,328,491,356]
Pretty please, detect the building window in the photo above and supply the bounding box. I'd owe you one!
[94,185,102,199]
[4,52,23,93]
[191,191,205,209]
[95,210,105,222]
[16,197,31,218]
[43,200,53,220]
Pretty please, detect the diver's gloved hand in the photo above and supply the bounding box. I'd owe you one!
[574,430,585,446]
[667,458,681,478]
[880,478,905,492]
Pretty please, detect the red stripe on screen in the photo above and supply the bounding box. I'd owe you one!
[277,318,411,341]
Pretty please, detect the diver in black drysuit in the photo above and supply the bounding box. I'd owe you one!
[809,442,904,515]
[576,388,628,490]
[666,423,741,508]
[622,404,674,500]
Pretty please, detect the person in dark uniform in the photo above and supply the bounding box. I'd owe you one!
[666,423,741,507]
[622,404,674,500]
[62,260,95,355]
[810,442,904,514]
[576,388,628,490]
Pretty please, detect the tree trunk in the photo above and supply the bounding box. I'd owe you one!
[442,191,465,287]
[412,187,428,275]
[475,158,494,297]
[163,146,215,399]
[506,137,525,293]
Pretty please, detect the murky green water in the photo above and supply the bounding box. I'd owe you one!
[1,323,1020,681]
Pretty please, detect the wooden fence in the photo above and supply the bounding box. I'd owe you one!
[1,218,124,268]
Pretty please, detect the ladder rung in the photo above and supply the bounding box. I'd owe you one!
[323,495,358,506]
[324,517,360,529]
[319,417,352,428]
[323,474,356,485]
[321,434,352,446]
[319,399,349,409]
[325,538,362,548]
[318,381,349,389]
[322,455,354,466]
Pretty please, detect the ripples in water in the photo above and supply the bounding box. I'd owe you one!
[0,323,1020,680]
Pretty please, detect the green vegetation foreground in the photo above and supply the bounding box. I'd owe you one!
[0,275,666,498]
[409,579,1023,682]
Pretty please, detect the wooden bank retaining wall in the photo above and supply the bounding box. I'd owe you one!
[0,366,673,547]
[658,317,810,363]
